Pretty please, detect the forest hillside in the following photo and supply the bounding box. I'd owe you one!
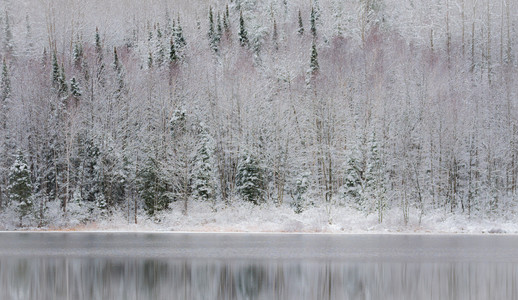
[0,0,517,230]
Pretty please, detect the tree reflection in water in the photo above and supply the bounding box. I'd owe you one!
[0,258,517,299]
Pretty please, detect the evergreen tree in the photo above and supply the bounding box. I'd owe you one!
[51,52,60,87]
[208,7,214,40]
[223,5,230,36]
[343,143,364,207]
[0,60,10,210]
[236,151,264,204]
[312,0,321,21]
[72,37,83,69]
[291,172,310,214]
[310,7,317,39]
[94,27,105,85]
[113,47,121,72]
[155,24,165,66]
[70,77,81,98]
[137,156,170,216]
[58,64,68,98]
[191,124,216,206]
[169,38,178,64]
[297,9,304,35]
[342,135,386,216]
[225,4,230,21]
[310,40,319,74]
[1,59,10,104]
[208,7,219,53]
[77,135,102,205]
[8,152,33,226]
[156,23,163,39]
[147,52,153,69]
[173,16,187,52]
[216,13,223,43]
[238,11,249,47]
[95,27,103,61]
[112,47,125,98]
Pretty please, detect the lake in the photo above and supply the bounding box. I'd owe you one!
[0,233,517,299]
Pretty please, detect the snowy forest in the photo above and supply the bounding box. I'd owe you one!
[0,0,517,230]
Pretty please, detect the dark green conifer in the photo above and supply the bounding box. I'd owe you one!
[310,7,317,39]
[70,77,81,98]
[169,38,178,63]
[310,40,319,74]
[8,152,33,226]
[1,59,10,103]
[298,9,304,35]
[238,11,249,47]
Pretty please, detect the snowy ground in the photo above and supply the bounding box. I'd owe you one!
[1,200,517,234]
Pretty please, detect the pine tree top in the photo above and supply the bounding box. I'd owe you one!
[1,58,10,101]
[310,7,317,39]
[310,41,319,75]
[238,11,249,47]
[298,10,304,35]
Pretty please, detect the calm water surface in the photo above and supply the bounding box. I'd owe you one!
[0,233,517,299]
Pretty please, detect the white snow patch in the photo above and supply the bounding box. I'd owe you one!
[3,199,518,234]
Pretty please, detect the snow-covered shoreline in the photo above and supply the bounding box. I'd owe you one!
[2,200,517,234]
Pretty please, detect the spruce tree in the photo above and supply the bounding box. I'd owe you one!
[70,77,81,98]
[8,152,33,226]
[191,125,216,206]
[94,27,105,85]
[216,13,223,43]
[310,7,317,39]
[147,49,154,68]
[58,64,68,98]
[78,136,102,205]
[310,40,319,74]
[156,23,163,39]
[138,156,170,216]
[72,38,83,69]
[51,52,60,87]
[343,144,364,206]
[291,172,310,213]
[1,59,10,104]
[238,11,249,47]
[0,59,9,134]
[225,4,230,21]
[112,47,125,98]
[174,16,187,51]
[95,27,103,62]
[156,25,165,66]
[208,7,215,41]
[298,9,304,35]
[169,38,178,64]
[113,47,121,72]
[236,152,264,204]
[208,7,219,53]
[223,5,230,36]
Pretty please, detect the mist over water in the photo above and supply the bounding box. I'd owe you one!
[0,233,517,299]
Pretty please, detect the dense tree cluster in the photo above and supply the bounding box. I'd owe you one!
[0,0,517,227]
